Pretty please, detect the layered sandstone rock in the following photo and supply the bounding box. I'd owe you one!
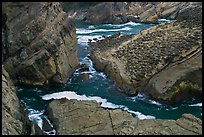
[2,65,32,135]
[46,99,202,135]
[2,2,79,135]
[64,2,201,24]
[2,2,79,86]
[90,18,202,103]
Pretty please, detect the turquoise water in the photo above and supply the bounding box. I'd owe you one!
[16,21,202,130]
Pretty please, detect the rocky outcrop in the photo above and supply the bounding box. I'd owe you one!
[46,99,202,135]
[2,2,79,86]
[2,65,32,135]
[2,2,79,135]
[90,19,202,103]
[144,50,202,103]
[64,2,201,24]
[176,2,202,22]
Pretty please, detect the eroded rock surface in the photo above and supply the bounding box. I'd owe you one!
[2,2,79,135]
[2,65,32,135]
[2,2,79,86]
[46,99,202,135]
[65,2,202,24]
[90,19,202,103]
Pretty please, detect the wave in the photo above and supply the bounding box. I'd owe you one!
[42,91,155,119]
[158,19,176,23]
[17,88,24,92]
[130,93,162,106]
[97,72,107,78]
[77,35,103,43]
[189,103,202,107]
[103,21,141,27]
[148,100,162,106]
[122,107,155,119]
[130,93,145,101]
[27,109,44,129]
[76,27,132,34]
[88,25,95,29]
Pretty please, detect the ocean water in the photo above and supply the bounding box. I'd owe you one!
[16,21,202,134]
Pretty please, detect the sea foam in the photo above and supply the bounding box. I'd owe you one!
[42,91,155,119]
[103,21,141,27]
[189,103,202,107]
[76,27,132,34]
[27,109,44,129]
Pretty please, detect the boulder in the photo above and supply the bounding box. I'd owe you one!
[79,64,89,72]
[76,73,90,81]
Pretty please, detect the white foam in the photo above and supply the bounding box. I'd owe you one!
[189,103,202,107]
[17,88,23,91]
[44,129,56,135]
[88,25,95,29]
[77,35,102,43]
[148,100,162,106]
[123,107,155,119]
[103,21,141,27]
[97,72,107,78]
[171,107,178,110]
[27,109,44,129]
[158,19,176,23]
[42,91,155,119]
[130,93,145,101]
[76,27,132,34]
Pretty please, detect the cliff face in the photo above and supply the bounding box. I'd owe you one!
[89,4,202,103]
[2,2,79,135]
[65,2,202,24]
[2,2,79,86]
[2,65,31,135]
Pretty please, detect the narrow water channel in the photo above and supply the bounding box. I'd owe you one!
[16,20,202,134]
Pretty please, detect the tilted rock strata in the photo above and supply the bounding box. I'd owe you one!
[2,65,32,135]
[65,2,202,24]
[46,99,202,135]
[90,20,202,102]
[2,2,79,86]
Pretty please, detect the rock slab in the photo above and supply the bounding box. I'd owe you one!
[46,99,202,135]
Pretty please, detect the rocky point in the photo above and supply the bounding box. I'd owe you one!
[89,4,202,103]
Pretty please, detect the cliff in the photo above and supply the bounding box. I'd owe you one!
[2,65,32,135]
[63,2,202,24]
[2,2,79,86]
[2,2,79,135]
[89,4,202,103]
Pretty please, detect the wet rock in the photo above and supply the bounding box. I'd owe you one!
[31,123,43,135]
[42,117,54,133]
[79,64,89,72]
[76,73,90,81]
